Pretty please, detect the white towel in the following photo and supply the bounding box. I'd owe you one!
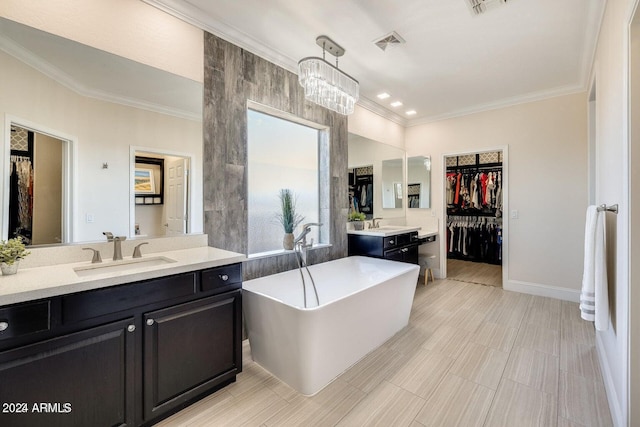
[580,205,609,331]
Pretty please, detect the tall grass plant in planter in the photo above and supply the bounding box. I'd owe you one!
[276,189,304,250]
[0,237,30,275]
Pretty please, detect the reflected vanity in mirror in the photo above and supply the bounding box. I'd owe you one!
[348,133,406,219]
[0,17,203,245]
[407,156,431,209]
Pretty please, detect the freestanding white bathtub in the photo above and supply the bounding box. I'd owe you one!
[242,256,419,395]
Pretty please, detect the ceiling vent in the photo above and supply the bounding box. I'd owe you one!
[373,31,406,51]
[466,0,508,16]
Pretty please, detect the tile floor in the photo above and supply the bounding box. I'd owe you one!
[157,279,612,427]
[447,259,503,287]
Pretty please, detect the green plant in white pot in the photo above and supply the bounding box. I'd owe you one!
[0,237,30,275]
[276,189,304,250]
[348,211,366,230]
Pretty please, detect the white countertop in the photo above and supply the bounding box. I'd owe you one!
[348,225,422,237]
[418,230,438,239]
[0,246,246,306]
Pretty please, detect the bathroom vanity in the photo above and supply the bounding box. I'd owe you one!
[0,241,244,427]
[348,226,423,264]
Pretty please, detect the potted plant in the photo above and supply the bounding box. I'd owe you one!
[0,236,30,275]
[348,211,366,230]
[276,189,304,250]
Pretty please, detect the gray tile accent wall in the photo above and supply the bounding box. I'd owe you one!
[203,32,348,281]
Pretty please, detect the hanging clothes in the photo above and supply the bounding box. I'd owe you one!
[9,155,34,242]
[446,216,502,265]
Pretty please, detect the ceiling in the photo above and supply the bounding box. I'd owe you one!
[143,0,606,126]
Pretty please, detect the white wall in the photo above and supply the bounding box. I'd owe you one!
[405,93,588,299]
[590,1,635,425]
[1,50,203,242]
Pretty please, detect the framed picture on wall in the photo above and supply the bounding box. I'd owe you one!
[135,168,155,194]
[134,156,164,204]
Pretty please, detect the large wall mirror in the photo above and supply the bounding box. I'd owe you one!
[347,133,405,219]
[407,156,431,209]
[0,17,203,245]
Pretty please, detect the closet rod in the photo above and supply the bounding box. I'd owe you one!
[597,204,618,214]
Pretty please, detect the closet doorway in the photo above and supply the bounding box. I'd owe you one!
[7,123,70,245]
[444,150,504,287]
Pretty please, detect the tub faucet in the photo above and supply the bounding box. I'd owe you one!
[295,223,322,266]
[294,223,322,247]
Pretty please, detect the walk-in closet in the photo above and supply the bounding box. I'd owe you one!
[8,124,64,246]
[445,151,503,287]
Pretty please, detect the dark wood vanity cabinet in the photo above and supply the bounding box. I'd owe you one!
[348,231,420,264]
[143,291,241,420]
[0,263,243,427]
[0,318,135,427]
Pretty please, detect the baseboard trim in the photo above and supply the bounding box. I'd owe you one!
[504,279,580,302]
[596,333,625,426]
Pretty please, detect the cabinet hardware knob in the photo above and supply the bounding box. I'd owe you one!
[0,321,8,331]
[127,325,136,333]
[390,240,395,244]
[220,274,229,281]
[146,319,155,326]
[402,248,408,253]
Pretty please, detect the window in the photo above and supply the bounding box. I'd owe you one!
[247,108,326,255]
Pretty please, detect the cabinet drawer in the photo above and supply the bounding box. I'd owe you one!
[201,263,242,294]
[383,236,400,249]
[62,272,197,323]
[0,301,50,341]
[384,232,419,249]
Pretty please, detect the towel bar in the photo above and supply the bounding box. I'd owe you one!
[597,204,619,214]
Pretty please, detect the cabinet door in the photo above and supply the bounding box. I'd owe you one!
[0,319,135,427]
[143,291,241,421]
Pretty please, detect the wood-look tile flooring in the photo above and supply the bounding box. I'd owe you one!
[157,279,611,427]
[447,259,502,287]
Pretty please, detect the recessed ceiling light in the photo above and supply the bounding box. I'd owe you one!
[377,92,391,99]
[406,110,417,116]
[390,101,403,107]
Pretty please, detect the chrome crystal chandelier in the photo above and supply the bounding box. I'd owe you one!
[298,35,359,115]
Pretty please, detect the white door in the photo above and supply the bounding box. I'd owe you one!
[165,158,188,235]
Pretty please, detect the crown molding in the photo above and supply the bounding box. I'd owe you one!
[356,97,407,126]
[0,34,201,121]
[405,83,587,127]
[143,0,299,74]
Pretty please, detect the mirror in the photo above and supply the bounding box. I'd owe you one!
[347,133,405,218]
[381,158,404,209]
[0,17,203,245]
[407,156,431,209]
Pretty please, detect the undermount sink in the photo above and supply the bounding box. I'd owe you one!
[73,256,177,277]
